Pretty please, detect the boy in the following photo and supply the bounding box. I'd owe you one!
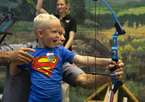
[10,14,115,102]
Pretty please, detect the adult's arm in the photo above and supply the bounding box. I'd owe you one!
[64,16,77,50]
[0,44,35,65]
[64,31,75,49]
[62,62,84,87]
[0,44,26,64]
[36,0,49,14]
[62,61,123,89]
[74,62,124,89]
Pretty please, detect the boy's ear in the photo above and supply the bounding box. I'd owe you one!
[37,29,43,38]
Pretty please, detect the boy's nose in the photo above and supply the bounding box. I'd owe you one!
[56,33,60,38]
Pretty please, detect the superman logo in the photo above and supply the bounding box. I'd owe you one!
[30,56,59,78]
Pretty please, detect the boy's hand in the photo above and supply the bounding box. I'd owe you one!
[8,48,35,65]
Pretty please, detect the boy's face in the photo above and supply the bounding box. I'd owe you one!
[41,19,61,48]
[55,26,66,46]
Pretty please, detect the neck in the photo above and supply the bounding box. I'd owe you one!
[59,12,66,19]
[37,39,46,48]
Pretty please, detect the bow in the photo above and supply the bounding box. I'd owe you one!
[0,12,17,31]
[0,12,16,44]
[89,0,125,101]
[100,0,125,101]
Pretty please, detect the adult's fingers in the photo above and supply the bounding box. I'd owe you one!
[116,62,124,68]
[106,64,115,70]
[19,51,34,60]
[113,67,123,74]
[12,48,35,63]
[15,58,28,65]
[18,53,33,63]
[19,48,35,52]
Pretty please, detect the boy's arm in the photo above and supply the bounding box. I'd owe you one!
[9,62,22,75]
[71,54,115,66]
[36,0,49,14]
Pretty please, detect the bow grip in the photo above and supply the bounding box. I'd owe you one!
[110,59,118,71]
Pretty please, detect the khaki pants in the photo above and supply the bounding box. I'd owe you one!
[61,81,70,102]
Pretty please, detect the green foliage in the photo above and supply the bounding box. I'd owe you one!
[125,81,144,98]
[74,31,86,39]
[1,21,35,45]
[85,4,145,29]
[119,35,145,87]
[124,44,135,52]
[123,20,129,27]
[69,0,86,24]
[0,78,5,93]
[6,32,26,44]
[9,21,33,32]
[70,86,96,101]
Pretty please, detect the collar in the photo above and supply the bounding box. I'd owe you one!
[55,14,70,20]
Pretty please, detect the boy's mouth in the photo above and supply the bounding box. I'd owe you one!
[53,40,57,44]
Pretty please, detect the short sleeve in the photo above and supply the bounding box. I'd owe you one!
[70,17,77,32]
[0,44,26,51]
[61,47,76,63]
[62,62,84,87]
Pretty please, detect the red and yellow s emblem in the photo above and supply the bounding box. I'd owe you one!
[30,56,59,78]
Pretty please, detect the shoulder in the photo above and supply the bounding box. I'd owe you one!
[66,15,76,21]
[27,47,37,55]
[54,46,64,50]
[55,46,68,50]
[54,14,59,18]
[53,46,67,52]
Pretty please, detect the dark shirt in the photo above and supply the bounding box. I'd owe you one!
[55,14,77,51]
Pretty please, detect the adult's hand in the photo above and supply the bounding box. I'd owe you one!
[8,48,35,65]
[105,60,124,79]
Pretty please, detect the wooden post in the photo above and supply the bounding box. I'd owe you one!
[104,85,118,102]
[84,83,109,102]
[84,83,139,102]
[122,84,139,102]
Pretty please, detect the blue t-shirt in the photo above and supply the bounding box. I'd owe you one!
[18,46,76,102]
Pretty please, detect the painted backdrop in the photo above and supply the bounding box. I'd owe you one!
[0,0,145,102]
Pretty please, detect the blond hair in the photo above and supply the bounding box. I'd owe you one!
[56,0,70,15]
[33,13,59,37]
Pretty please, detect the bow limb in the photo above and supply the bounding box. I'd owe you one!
[101,0,125,35]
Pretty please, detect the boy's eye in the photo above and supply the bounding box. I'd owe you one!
[52,31,57,33]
